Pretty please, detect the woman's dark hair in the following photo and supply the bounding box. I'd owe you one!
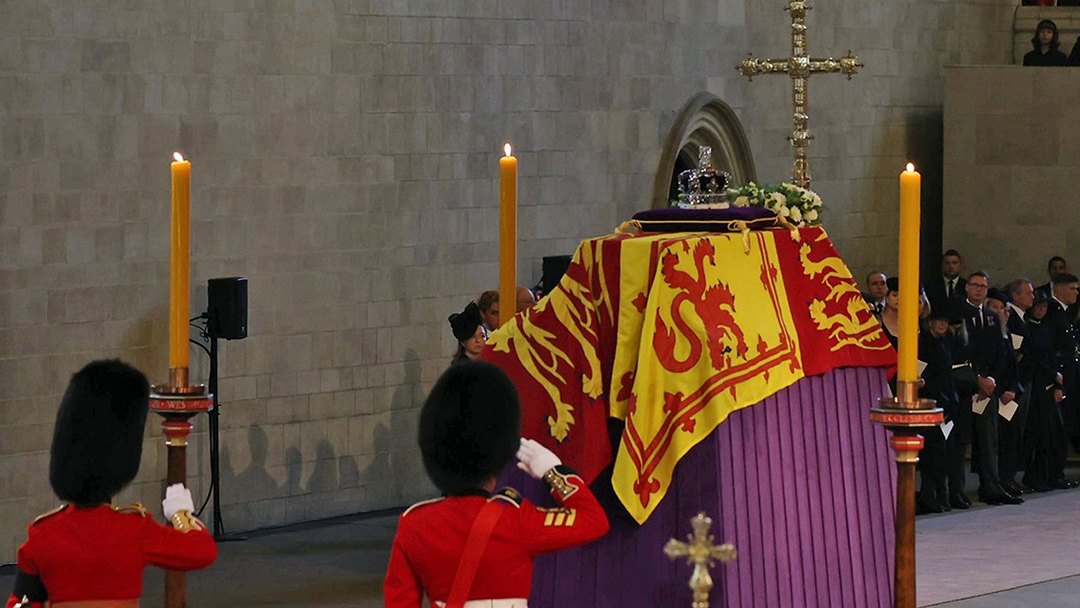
[1032,19,1059,52]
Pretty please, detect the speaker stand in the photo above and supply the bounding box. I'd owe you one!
[207,331,247,542]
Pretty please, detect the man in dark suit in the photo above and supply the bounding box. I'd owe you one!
[1022,292,1069,491]
[997,282,1034,495]
[959,272,1022,505]
[918,308,961,512]
[1036,256,1067,299]
[1046,273,1080,489]
[862,271,887,313]
[926,249,966,316]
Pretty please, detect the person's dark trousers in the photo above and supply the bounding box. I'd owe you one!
[999,390,1030,483]
[974,395,1002,492]
[919,426,948,507]
[1062,390,1080,454]
[1025,386,1066,487]
[946,433,968,498]
[1051,399,1070,481]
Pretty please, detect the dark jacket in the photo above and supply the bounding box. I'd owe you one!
[926,276,966,320]
[958,302,1016,392]
[1025,20,1069,66]
[1006,307,1033,395]
[919,330,959,417]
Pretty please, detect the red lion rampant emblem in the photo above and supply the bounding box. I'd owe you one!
[652,240,749,372]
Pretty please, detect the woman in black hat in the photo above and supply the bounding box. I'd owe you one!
[6,360,217,608]
[449,301,487,365]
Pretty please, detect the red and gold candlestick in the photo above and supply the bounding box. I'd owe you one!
[151,152,212,608]
[869,163,942,608]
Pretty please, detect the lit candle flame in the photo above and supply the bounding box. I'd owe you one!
[174,152,185,162]
[504,143,512,157]
[905,162,915,172]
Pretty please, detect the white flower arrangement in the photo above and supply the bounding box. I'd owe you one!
[726,181,824,227]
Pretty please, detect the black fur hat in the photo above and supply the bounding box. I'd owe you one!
[419,360,521,495]
[449,301,484,342]
[49,359,150,505]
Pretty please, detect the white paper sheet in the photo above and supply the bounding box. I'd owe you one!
[940,420,954,440]
[999,399,1020,421]
[972,396,990,415]
[917,360,928,378]
[1011,333,1024,351]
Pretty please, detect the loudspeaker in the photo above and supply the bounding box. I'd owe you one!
[537,255,573,297]
[207,277,248,340]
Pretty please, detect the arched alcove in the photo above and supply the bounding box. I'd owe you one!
[651,93,757,209]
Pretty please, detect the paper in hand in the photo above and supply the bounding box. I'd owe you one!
[972,396,990,415]
[999,400,1020,422]
[917,360,928,378]
[1011,333,1024,351]
[940,420,955,440]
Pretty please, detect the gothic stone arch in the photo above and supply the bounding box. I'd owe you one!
[652,93,757,209]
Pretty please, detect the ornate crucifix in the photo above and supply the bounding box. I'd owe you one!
[663,512,737,608]
[738,0,862,189]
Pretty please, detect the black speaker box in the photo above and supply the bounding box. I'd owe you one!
[207,277,248,340]
[538,255,573,296]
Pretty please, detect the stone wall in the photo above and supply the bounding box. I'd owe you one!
[0,0,1016,561]
[943,64,1079,286]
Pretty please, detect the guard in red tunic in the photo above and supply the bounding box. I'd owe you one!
[384,360,609,608]
[5,360,217,608]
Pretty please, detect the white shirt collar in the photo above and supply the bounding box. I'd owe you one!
[1008,302,1025,320]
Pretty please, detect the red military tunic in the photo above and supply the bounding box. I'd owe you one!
[5,504,217,608]
[383,467,609,607]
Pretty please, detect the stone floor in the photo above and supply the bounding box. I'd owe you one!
[917,480,1080,607]
[4,483,1080,607]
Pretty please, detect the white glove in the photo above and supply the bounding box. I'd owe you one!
[162,483,195,520]
[516,438,562,480]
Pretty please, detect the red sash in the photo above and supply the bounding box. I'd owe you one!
[444,500,504,608]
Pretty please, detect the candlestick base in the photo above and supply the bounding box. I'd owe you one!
[150,368,211,608]
[870,380,943,608]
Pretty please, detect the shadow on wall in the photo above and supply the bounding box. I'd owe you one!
[366,348,432,507]
[214,348,433,530]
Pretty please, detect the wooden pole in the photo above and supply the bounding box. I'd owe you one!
[162,417,195,608]
[891,431,922,608]
[870,380,940,608]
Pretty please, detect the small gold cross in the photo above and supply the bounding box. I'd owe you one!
[664,512,737,608]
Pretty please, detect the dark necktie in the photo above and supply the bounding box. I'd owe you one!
[946,279,954,299]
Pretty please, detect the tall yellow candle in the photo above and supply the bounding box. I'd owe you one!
[170,152,191,373]
[897,163,921,385]
[498,143,517,328]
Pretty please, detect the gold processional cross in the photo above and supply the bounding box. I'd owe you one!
[663,512,737,608]
[738,0,862,189]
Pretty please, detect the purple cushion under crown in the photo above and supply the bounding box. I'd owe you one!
[631,206,780,233]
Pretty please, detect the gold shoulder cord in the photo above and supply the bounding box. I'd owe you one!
[542,467,581,501]
[171,509,207,533]
[115,502,150,517]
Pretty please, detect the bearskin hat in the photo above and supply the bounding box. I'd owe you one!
[419,360,521,495]
[49,359,150,505]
